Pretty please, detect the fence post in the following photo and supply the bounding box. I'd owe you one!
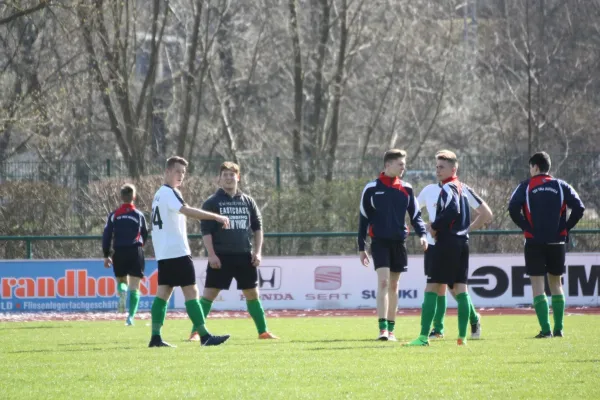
[275,157,281,255]
[26,239,32,259]
[106,159,111,177]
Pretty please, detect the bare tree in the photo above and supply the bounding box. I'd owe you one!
[76,0,169,178]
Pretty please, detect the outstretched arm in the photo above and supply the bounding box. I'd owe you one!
[180,205,229,228]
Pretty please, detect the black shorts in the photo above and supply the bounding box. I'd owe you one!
[204,253,258,290]
[524,242,566,276]
[424,244,435,276]
[157,255,196,287]
[112,247,145,278]
[428,238,469,285]
[371,238,407,273]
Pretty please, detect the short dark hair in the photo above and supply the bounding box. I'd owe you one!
[166,156,188,170]
[120,184,136,203]
[383,149,407,165]
[529,151,551,173]
[219,161,240,176]
[436,149,458,167]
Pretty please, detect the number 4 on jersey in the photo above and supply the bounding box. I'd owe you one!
[152,206,163,229]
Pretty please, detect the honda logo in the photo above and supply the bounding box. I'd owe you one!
[258,267,281,290]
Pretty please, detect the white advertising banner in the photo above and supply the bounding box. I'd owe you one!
[172,254,600,310]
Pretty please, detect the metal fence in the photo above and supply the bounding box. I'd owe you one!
[1,154,599,259]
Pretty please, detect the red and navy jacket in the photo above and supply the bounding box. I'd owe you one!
[430,177,473,240]
[102,204,148,257]
[358,173,426,251]
[508,174,584,243]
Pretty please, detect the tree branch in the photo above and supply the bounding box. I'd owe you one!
[0,1,50,26]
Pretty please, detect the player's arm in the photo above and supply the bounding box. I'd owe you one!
[102,213,114,267]
[249,197,264,260]
[200,197,223,268]
[508,182,532,232]
[358,184,375,253]
[141,214,149,245]
[431,185,459,232]
[201,234,222,269]
[180,205,229,227]
[408,191,427,238]
[407,190,428,251]
[465,185,493,231]
[470,202,493,231]
[562,181,585,231]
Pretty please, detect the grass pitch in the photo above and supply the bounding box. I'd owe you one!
[1,314,599,399]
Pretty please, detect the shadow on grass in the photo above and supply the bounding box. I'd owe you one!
[307,345,396,351]
[7,346,136,354]
[291,339,379,344]
[0,325,71,330]
[566,359,600,363]
[508,359,600,364]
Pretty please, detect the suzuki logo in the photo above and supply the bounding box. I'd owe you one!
[258,267,281,290]
[314,266,342,290]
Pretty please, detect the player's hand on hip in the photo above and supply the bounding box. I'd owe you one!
[103,257,112,268]
[359,251,370,267]
[426,223,438,239]
[208,254,222,269]
[419,237,428,252]
[251,252,262,267]
[217,215,230,229]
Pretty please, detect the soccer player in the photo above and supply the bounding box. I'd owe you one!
[148,156,231,347]
[188,162,279,341]
[417,155,493,340]
[405,150,483,346]
[102,184,148,325]
[358,149,428,342]
[508,151,584,338]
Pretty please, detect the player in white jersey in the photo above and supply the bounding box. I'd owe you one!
[416,153,493,340]
[148,156,232,348]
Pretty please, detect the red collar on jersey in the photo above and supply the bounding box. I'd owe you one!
[441,176,459,184]
[114,203,136,217]
[378,172,402,189]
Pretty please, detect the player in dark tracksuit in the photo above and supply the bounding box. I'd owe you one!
[188,161,279,341]
[358,149,428,341]
[102,184,148,325]
[508,151,584,338]
[406,150,481,346]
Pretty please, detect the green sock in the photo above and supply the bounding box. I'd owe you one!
[191,297,214,334]
[128,290,140,318]
[247,299,268,334]
[419,292,438,337]
[551,294,565,332]
[534,294,552,334]
[200,297,213,318]
[469,300,479,325]
[185,299,209,336]
[456,292,471,339]
[151,297,168,336]
[118,282,127,294]
[387,320,396,333]
[433,295,447,333]
[378,318,388,331]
